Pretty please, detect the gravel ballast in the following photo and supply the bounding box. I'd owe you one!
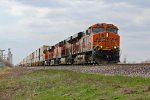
[25,64,150,77]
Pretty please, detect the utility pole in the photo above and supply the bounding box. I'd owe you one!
[0,50,5,58]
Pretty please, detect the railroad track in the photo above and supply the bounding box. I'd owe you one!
[23,63,150,77]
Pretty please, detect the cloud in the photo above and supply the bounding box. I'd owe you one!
[0,0,66,18]
[8,4,67,18]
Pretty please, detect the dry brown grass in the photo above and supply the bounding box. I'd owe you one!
[0,67,12,77]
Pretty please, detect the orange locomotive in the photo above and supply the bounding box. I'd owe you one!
[87,23,120,63]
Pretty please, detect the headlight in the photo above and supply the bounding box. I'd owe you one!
[114,46,117,49]
[100,46,103,48]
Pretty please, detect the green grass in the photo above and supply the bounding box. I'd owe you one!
[0,68,150,100]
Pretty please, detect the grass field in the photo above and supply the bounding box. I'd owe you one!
[0,67,150,100]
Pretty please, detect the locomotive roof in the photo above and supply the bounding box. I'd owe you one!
[89,23,118,29]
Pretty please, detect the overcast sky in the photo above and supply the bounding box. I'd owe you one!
[0,0,150,64]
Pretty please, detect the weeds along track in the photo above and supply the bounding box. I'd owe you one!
[24,63,150,77]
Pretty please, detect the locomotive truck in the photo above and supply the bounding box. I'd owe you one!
[19,23,120,66]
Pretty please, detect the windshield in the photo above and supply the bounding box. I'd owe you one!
[106,28,118,34]
[92,28,105,33]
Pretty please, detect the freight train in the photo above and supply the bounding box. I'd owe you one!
[19,23,120,66]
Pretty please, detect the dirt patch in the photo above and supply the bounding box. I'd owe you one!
[122,88,136,94]
[0,85,23,100]
[0,89,15,100]
[0,91,12,100]
[112,84,122,88]
[144,86,150,92]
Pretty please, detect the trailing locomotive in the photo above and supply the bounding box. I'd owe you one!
[19,23,120,66]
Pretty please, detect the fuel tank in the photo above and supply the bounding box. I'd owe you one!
[93,49,120,64]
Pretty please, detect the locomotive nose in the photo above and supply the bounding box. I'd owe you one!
[93,32,119,50]
[92,31,120,64]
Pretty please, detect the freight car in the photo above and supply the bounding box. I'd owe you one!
[19,23,120,66]
[19,45,50,66]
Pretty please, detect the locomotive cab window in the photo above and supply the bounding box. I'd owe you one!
[92,28,105,33]
[106,28,118,34]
